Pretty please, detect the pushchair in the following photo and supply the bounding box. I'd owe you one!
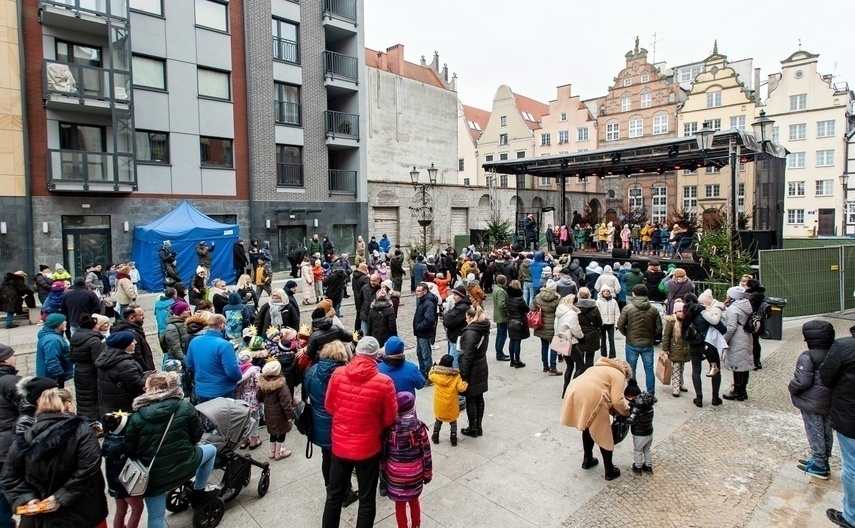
[165,398,271,528]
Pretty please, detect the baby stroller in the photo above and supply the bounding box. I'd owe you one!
[166,398,271,528]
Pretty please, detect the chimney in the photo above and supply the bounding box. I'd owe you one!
[557,84,572,99]
[377,51,387,71]
[754,67,761,104]
[385,44,405,75]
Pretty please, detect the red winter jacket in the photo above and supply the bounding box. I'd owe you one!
[325,355,398,460]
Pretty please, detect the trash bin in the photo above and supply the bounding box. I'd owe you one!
[763,297,787,340]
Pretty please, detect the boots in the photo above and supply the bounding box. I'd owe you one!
[431,428,440,444]
[581,456,599,470]
[706,363,720,377]
[461,425,479,438]
[450,432,457,446]
[275,443,291,460]
[269,442,277,459]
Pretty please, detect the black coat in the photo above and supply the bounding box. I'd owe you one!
[256,300,299,337]
[323,239,335,257]
[352,270,369,315]
[324,270,346,301]
[306,317,353,362]
[359,284,381,322]
[94,346,147,416]
[34,274,53,303]
[443,296,472,343]
[459,320,490,396]
[60,287,101,328]
[189,274,206,306]
[110,319,155,372]
[643,270,667,302]
[69,328,105,421]
[820,327,855,438]
[233,242,248,269]
[0,274,35,314]
[0,365,21,463]
[505,287,530,340]
[576,299,603,353]
[390,257,405,279]
[413,293,438,339]
[368,299,397,346]
[2,412,107,528]
[623,392,654,436]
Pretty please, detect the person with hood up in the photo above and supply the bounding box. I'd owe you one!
[428,354,467,446]
[560,357,633,481]
[69,314,105,421]
[459,307,491,437]
[298,256,314,305]
[605,222,616,252]
[787,321,835,480]
[379,234,392,255]
[40,281,66,321]
[195,240,216,278]
[36,314,73,388]
[379,336,425,397]
[662,298,690,397]
[442,285,472,366]
[465,273,486,308]
[1,272,34,330]
[189,266,208,306]
[575,288,603,376]
[584,261,602,300]
[620,224,631,250]
[162,301,191,363]
[368,288,397,347]
[594,265,621,298]
[256,288,299,337]
[51,263,71,282]
[223,292,253,341]
[324,266,346,318]
[94,331,147,415]
[306,308,353,363]
[617,285,663,401]
[257,361,294,460]
[322,236,335,263]
[184,309,212,351]
[640,222,654,255]
[505,280,530,368]
[559,224,570,247]
[527,252,548,306]
[596,286,620,359]
[153,288,176,339]
[722,286,754,401]
[532,280,561,375]
[567,258,585,284]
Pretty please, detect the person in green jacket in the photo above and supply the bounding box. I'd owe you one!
[492,275,510,361]
[307,234,322,259]
[532,280,561,375]
[123,371,222,528]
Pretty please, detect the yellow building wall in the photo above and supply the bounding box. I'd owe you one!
[477,85,536,188]
[0,0,24,197]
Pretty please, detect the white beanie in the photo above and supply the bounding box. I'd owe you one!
[356,336,380,357]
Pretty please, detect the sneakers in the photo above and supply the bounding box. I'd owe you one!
[514,361,526,369]
[798,460,830,480]
[604,467,621,481]
[342,488,359,508]
[642,464,653,474]
[827,509,855,528]
[631,464,643,475]
[496,355,511,361]
[581,457,599,470]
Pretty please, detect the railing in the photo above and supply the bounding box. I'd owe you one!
[46,149,136,189]
[324,110,359,139]
[273,37,299,64]
[322,0,357,22]
[322,51,358,82]
[277,163,303,187]
[44,59,131,104]
[41,0,128,21]
[275,101,301,126]
[329,170,357,195]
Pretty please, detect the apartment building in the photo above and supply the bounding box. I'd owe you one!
[763,50,854,237]
[458,102,489,186]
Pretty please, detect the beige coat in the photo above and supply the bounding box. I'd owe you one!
[116,277,136,305]
[560,357,631,450]
[301,262,314,298]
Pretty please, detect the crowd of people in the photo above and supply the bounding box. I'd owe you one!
[0,231,854,528]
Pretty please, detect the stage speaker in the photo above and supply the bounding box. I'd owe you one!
[612,248,631,259]
[555,245,573,256]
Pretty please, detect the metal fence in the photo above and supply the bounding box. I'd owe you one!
[759,246,854,317]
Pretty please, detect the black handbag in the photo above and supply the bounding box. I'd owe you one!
[612,419,630,445]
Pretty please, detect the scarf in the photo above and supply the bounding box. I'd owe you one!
[269,299,287,328]
[116,272,131,281]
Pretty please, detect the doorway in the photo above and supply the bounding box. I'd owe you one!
[818,209,835,236]
[62,215,112,279]
[278,225,306,272]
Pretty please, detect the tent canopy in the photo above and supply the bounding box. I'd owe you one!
[132,201,239,291]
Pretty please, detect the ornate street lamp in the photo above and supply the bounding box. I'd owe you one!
[752,110,775,144]
[409,164,438,252]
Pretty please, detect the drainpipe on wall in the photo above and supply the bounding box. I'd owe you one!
[242,6,256,242]
[18,0,34,271]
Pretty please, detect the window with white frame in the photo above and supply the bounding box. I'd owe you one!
[516,151,526,159]
[817,120,835,138]
[683,167,698,175]
[560,112,567,122]
[540,177,550,186]
[707,165,721,174]
[706,90,722,108]
[499,153,508,161]
[707,118,722,131]
[788,152,806,169]
[624,77,632,86]
[577,127,589,141]
[789,123,806,140]
[678,65,702,83]
[540,133,551,146]
[628,186,643,208]
[641,91,651,108]
[817,150,835,166]
[641,72,650,83]
[787,209,805,224]
[653,114,668,134]
[738,183,745,211]
[500,116,507,127]
[683,186,697,212]
[684,122,698,137]
[848,202,855,226]
[558,130,569,143]
[499,174,508,187]
[790,94,807,111]
[816,180,834,196]
[730,115,746,131]
[621,95,631,112]
[772,126,779,143]
[705,184,720,198]
[652,186,667,222]
[606,121,619,141]
[788,181,805,197]
[484,154,493,162]
[629,117,643,138]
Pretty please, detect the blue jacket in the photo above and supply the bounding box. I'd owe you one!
[413,262,427,284]
[303,358,344,449]
[185,329,242,398]
[530,253,548,288]
[379,237,391,253]
[154,295,174,335]
[413,292,438,339]
[36,326,73,382]
[617,270,628,303]
[378,358,425,396]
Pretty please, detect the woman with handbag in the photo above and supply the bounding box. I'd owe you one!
[575,287,603,378]
[555,294,584,397]
[531,280,561,375]
[123,372,221,528]
[1,384,108,527]
[505,280,530,368]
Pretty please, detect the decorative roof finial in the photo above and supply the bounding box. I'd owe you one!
[634,36,640,55]
[713,39,718,55]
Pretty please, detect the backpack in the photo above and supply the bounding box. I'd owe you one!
[292,400,313,458]
[683,320,704,345]
[224,309,244,340]
[744,301,772,335]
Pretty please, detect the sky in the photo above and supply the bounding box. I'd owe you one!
[364,0,853,110]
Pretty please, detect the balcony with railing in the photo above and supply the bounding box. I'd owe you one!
[322,51,358,85]
[323,0,356,22]
[275,101,301,126]
[324,111,359,146]
[44,59,131,112]
[47,149,136,192]
[277,163,303,188]
[329,170,357,196]
[40,0,129,31]
[273,37,300,64]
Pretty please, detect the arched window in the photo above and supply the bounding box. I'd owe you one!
[606,119,620,141]
[641,72,650,83]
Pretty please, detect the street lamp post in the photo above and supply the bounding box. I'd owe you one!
[409,163,438,251]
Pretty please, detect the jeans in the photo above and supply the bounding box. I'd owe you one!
[509,339,521,363]
[633,434,653,466]
[522,282,534,306]
[0,463,13,528]
[416,337,433,377]
[540,338,557,370]
[632,239,640,252]
[600,324,616,358]
[839,432,855,525]
[323,454,380,528]
[117,303,128,319]
[4,313,12,327]
[332,297,342,318]
[145,444,217,528]
[625,344,656,396]
[801,411,834,469]
[360,320,370,337]
[495,323,508,358]
[447,341,459,368]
